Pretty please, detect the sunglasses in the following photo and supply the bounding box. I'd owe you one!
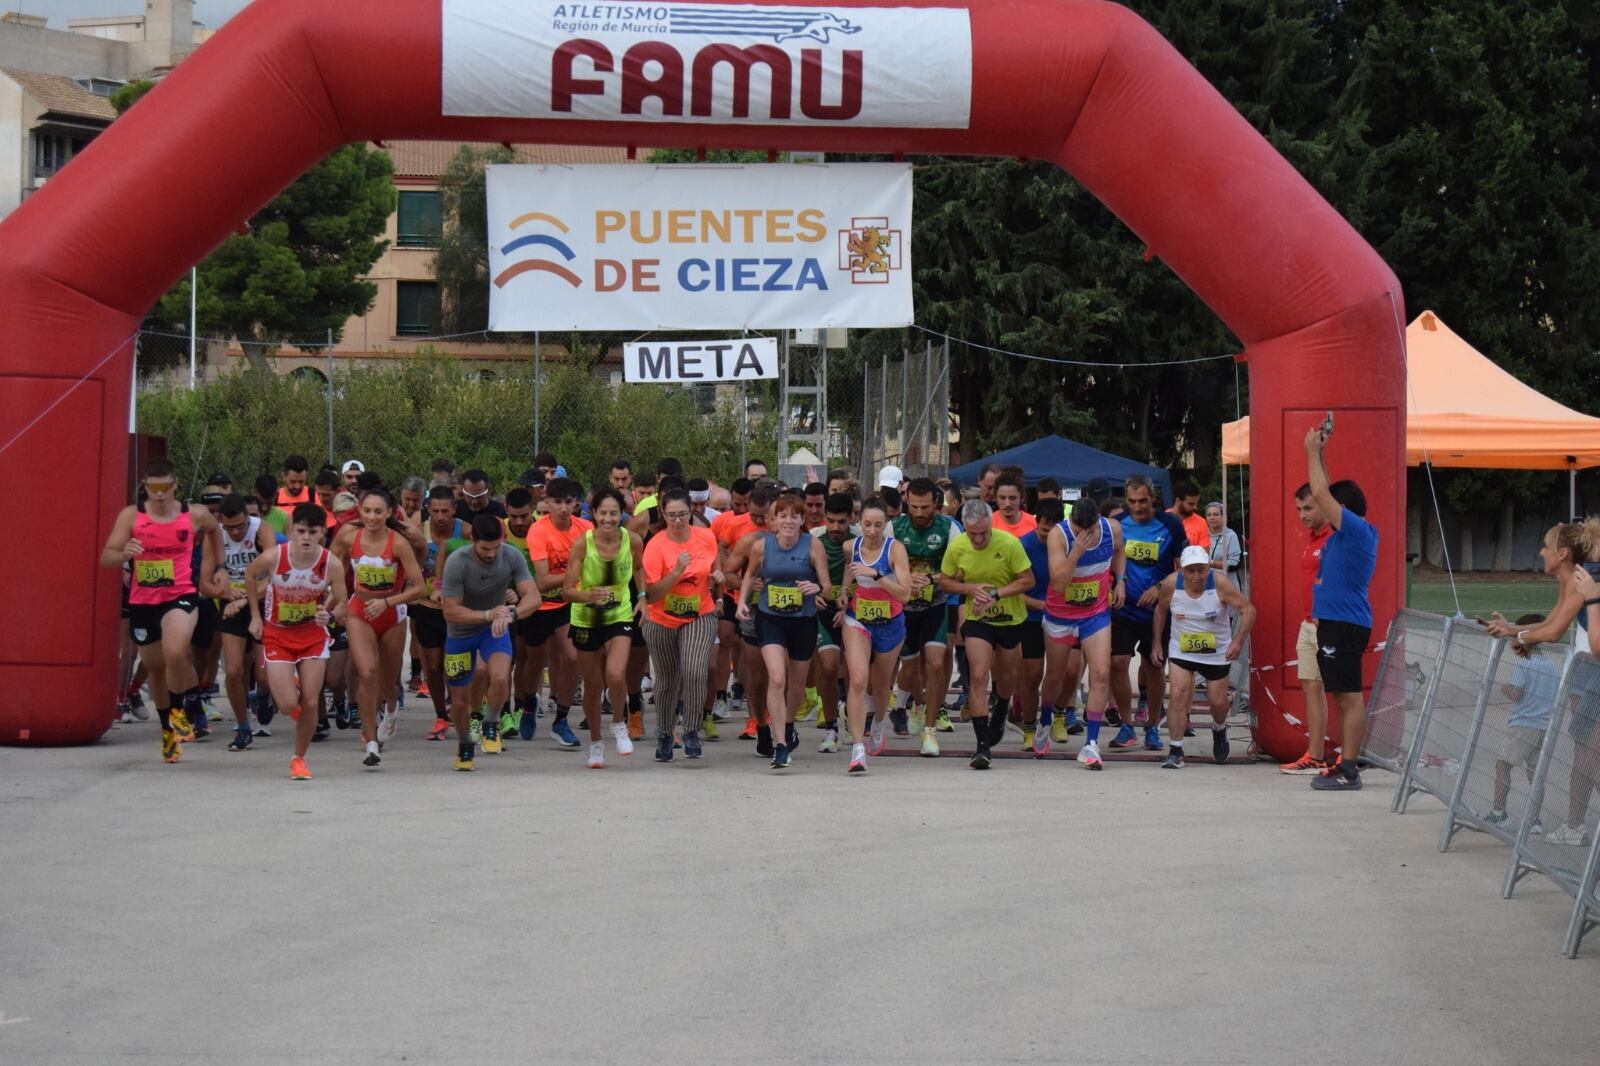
[144,481,175,493]
[463,488,490,499]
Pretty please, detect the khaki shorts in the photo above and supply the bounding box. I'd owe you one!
[1296,619,1321,685]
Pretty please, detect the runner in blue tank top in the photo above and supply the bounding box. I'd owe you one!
[840,498,911,773]
[1112,475,1187,752]
[736,492,834,771]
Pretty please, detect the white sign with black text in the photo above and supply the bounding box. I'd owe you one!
[624,337,777,383]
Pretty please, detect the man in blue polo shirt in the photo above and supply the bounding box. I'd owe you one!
[1110,474,1188,750]
[1303,423,1379,791]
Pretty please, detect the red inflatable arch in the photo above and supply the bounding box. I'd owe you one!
[0,0,1403,753]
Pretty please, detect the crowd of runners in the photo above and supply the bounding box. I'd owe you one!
[101,427,1378,788]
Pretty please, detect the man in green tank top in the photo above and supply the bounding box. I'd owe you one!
[893,477,960,751]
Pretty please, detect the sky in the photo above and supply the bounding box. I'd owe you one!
[22,0,252,30]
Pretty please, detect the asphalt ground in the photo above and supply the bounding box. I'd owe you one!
[2,708,1598,1065]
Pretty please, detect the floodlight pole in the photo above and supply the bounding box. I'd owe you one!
[188,266,197,388]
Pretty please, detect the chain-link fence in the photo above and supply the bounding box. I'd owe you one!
[1364,608,1600,957]
[133,327,946,499]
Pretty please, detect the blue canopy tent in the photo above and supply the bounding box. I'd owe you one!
[948,434,1172,503]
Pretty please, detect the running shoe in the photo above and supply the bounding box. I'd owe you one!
[818,728,840,753]
[189,715,211,740]
[250,712,270,738]
[416,678,431,699]
[890,708,909,736]
[551,718,580,749]
[290,756,311,781]
[785,724,799,752]
[848,743,868,773]
[1547,823,1590,846]
[227,727,253,752]
[311,722,330,743]
[1078,740,1103,771]
[1212,728,1231,765]
[455,745,475,772]
[684,731,703,759]
[1108,724,1139,750]
[627,710,644,741]
[969,745,991,770]
[1143,727,1162,752]
[1053,714,1071,742]
[703,716,719,740]
[378,709,399,748]
[204,701,224,722]
[655,734,674,762]
[739,717,758,740]
[482,719,502,755]
[711,696,730,721]
[612,721,634,756]
[1309,764,1362,791]
[770,743,791,771]
[1279,753,1331,776]
[921,728,940,758]
[333,699,351,730]
[1032,728,1050,758]
[468,714,483,745]
[797,690,818,721]
[363,741,381,768]
[118,701,135,724]
[1482,808,1509,826]
[1021,728,1035,752]
[754,725,773,758]
[868,714,888,757]
[408,673,423,693]
[427,717,451,741]
[908,705,926,735]
[519,707,537,742]
[935,709,955,733]
[1105,709,1123,728]
[127,692,150,720]
[1064,710,1083,736]
[500,709,518,738]
[161,727,181,764]
[169,707,195,742]
[1162,748,1185,769]
[587,742,605,769]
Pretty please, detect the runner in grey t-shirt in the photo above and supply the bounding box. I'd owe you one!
[441,540,536,639]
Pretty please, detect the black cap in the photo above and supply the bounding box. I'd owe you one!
[517,467,546,487]
[206,472,232,486]
[1086,478,1110,500]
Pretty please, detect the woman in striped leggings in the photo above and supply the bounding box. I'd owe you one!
[641,487,724,762]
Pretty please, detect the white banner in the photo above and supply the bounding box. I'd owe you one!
[442,0,972,129]
[623,336,776,382]
[486,162,912,330]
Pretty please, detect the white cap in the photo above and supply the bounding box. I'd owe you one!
[341,459,365,474]
[1180,545,1211,569]
[877,464,904,489]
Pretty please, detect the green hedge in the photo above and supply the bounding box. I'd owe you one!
[136,355,779,498]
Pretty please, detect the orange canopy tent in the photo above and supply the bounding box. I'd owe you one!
[1223,310,1600,475]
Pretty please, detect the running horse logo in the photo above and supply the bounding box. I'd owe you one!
[669,5,865,45]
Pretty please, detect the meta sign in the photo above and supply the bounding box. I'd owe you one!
[623,336,777,382]
[443,1,973,129]
[484,162,912,329]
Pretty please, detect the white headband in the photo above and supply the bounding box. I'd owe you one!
[688,490,710,503]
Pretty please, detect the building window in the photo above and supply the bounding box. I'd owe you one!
[396,190,442,248]
[395,281,440,337]
[33,134,70,178]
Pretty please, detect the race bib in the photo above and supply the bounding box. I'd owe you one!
[355,562,396,590]
[982,600,1010,622]
[134,559,175,586]
[1125,540,1158,564]
[855,597,891,624]
[666,592,700,618]
[766,584,802,612]
[276,600,318,625]
[444,651,473,679]
[229,578,247,591]
[1067,580,1100,606]
[1178,631,1218,654]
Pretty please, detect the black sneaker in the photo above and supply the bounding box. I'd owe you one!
[684,731,703,759]
[785,724,799,751]
[970,745,992,770]
[1162,747,1184,769]
[227,728,253,752]
[1212,728,1230,765]
[890,708,909,736]
[332,698,349,729]
[655,734,674,762]
[1105,709,1123,728]
[312,722,330,743]
[1310,764,1362,791]
[1183,728,1196,738]
[756,725,774,758]
[770,743,791,771]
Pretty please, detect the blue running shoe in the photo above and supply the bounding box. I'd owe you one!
[1143,727,1162,751]
[551,718,580,749]
[1064,709,1083,735]
[1108,723,1139,750]
[684,731,703,759]
[770,743,791,771]
[519,704,537,741]
[655,733,674,762]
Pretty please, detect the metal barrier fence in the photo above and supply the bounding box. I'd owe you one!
[1365,609,1600,957]
[131,328,948,495]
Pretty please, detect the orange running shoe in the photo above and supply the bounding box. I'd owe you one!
[169,707,195,742]
[417,678,431,699]
[1280,752,1332,776]
[627,709,644,741]
[739,717,758,740]
[289,756,312,780]
[426,717,450,741]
